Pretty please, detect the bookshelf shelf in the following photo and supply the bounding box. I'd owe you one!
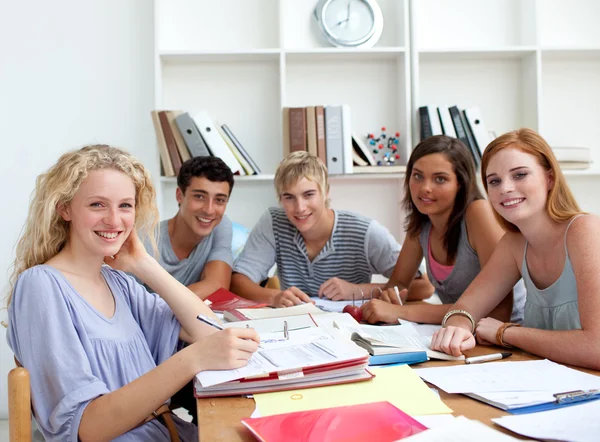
[154,0,600,230]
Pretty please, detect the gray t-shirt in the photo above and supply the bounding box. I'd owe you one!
[233,208,401,295]
[149,216,233,286]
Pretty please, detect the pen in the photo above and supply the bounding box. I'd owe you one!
[465,352,512,364]
[393,286,403,306]
[197,314,263,348]
[283,320,289,340]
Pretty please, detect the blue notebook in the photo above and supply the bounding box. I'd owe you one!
[369,352,428,366]
[351,332,428,366]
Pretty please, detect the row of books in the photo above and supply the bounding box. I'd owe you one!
[419,105,491,168]
[150,110,261,177]
[283,105,406,175]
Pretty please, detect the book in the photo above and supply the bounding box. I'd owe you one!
[352,148,369,166]
[315,105,327,165]
[221,124,261,174]
[194,328,372,397]
[166,110,191,163]
[175,112,212,158]
[353,165,406,174]
[282,107,291,157]
[192,111,243,174]
[351,332,429,366]
[158,110,183,175]
[289,107,307,152]
[352,133,377,166]
[241,401,427,442]
[460,109,480,166]
[224,302,326,322]
[206,288,268,313]
[306,106,318,157]
[216,124,254,175]
[324,105,344,174]
[150,110,175,176]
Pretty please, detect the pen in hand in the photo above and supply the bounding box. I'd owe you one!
[465,352,512,364]
[393,286,403,306]
[197,314,263,349]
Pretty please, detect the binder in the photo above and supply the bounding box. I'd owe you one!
[289,107,307,152]
[460,109,481,165]
[194,328,371,397]
[437,105,457,137]
[166,111,191,162]
[324,105,344,174]
[216,125,254,175]
[158,111,183,175]
[175,112,211,158]
[192,111,243,174]
[448,106,471,150]
[206,287,268,312]
[306,106,318,157]
[341,104,353,174]
[315,105,327,165]
[428,105,443,136]
[464,106,491,155]
[150,110,175,176]
[418,106,432,141]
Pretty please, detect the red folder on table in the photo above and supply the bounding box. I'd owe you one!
[206,288,268,312]
[241,401,427,442]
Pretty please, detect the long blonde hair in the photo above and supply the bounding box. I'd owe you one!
[481,128,583,232]
[7,145,158,306]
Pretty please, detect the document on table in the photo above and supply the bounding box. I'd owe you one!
[252,364,452,417]
[402,416,520,441]
[414,359,600,394]
[195,328,368,387]
[492,400,600,442]
[311,296,356,312]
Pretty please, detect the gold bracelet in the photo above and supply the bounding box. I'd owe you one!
[441,309,476,334]
[496,322,521,348]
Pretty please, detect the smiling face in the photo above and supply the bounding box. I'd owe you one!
[280,177,329,234]
[60,169,136,258]
[176,176,230,239]
[409,153,460,218]
[485,147,554,226]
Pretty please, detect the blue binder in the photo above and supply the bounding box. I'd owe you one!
[508,389,600,415]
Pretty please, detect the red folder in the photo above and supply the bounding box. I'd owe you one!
[206,288,268,312]
[241,401,427,442]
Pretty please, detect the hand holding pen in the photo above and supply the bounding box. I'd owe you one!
[197,314,264,348]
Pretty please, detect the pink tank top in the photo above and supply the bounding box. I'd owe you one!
[428,233,454,282]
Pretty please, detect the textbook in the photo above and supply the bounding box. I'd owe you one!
[242,401,427,442]
[206,288,268,313]
[194,328,371,397]
[351,332,429,366]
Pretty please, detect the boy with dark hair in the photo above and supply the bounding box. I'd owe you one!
[147,156,235,299]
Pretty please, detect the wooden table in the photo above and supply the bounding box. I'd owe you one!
[196,346,597,441]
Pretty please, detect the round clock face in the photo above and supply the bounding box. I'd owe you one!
[316,0,383,48]
[324,0,375,46]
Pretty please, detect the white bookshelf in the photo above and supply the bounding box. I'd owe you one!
[154,0,600,234]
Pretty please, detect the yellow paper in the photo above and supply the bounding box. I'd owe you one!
[253,365,452,417]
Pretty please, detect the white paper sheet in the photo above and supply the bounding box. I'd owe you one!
[195,328,368,387]
[414,359,600,394]
[401,416,520,441]
[493,400,600,442]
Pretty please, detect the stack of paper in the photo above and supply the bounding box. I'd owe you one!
[415,359,600,413]
[194,328,371,397]
[403,416,520,441]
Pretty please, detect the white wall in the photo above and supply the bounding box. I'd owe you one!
[0,0,156,418]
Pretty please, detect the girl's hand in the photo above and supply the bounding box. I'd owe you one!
[192,328,260,371]
[361,299,402,324]
[475,317,503,346]
[430,326,476,357]
[104,228,151,274]
[379,287,408,305]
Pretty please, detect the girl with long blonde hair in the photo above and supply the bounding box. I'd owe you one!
[431,129,600,370]
[7,145,259,441]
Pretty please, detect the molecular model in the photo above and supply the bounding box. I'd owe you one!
[367,127,400,165]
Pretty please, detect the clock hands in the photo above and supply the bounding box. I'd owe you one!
[335,0,353,27]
